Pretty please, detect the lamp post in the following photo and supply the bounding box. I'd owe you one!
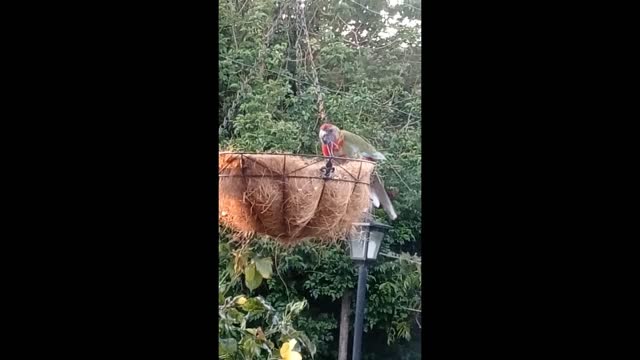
[348,221,392,360]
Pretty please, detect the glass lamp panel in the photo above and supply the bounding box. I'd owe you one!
[349,231,367,260]
[367,229,385,259]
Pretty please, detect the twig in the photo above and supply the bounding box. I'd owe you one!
[397,1,422,12]
[237,0,249,15]
[231,24,239,50]
[390,166,415,194]
[273,244,290,299]
[378,251,421,264]
[400,113,412,132]
[398,306,422,313]
[370,38,403,50]
[356,104,364,122]
[345,0,385,17]
[397,120,420,130]
[307,3,320,30]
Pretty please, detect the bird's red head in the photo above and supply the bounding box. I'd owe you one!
[320,123,335,131]
[319,123,342,157]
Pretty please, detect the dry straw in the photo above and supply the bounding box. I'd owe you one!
[219,152,376,245]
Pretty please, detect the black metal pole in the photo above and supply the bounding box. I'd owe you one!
[352,260,368,360]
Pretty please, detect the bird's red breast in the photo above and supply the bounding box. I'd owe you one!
[321,141,342,156]
[321,144,331,156]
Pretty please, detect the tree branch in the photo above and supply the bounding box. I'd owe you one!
[378,251,421,264]
[398,306,422,313]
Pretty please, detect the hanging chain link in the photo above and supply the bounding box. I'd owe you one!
[295,0,327,125]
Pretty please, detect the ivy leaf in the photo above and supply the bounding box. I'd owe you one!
[254,257,273,279]
[244,263,263,290]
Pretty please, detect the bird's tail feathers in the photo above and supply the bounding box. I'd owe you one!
[370,171,397,221]
[369,191,380,208]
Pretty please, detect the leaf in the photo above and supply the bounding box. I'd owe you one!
[290,331,317,358]
[242,337,261,358]
[240,297,266,313]
[234,252,248,275]
[254,257,273,279]
[227,308,244,323]
[219,338,238,356]
[288,300,308,314]
[244,263,263,290]
[256,326,267,341]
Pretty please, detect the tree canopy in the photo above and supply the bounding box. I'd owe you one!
[219,0,422,358]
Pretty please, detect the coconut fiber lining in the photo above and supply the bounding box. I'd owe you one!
[219,152,376,244]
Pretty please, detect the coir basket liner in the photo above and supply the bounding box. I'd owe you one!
[219,152,376,244]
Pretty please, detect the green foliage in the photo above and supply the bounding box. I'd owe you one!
[219,292,315,359]
[219,0,421,358]
[366,256,421,344]
[294,312,337,358]
[255,257,274,279]
[244,263,264,291]
[302,244,356,301]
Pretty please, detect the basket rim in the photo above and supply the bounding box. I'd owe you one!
[218,151,377,165]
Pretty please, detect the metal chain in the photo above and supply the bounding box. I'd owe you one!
[295,0,327,125]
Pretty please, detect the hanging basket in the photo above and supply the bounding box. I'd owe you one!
[219,152,376,244]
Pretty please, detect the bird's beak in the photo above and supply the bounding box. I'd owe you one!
[319,130,334,144]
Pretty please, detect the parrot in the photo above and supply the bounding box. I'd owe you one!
[318,123,398,221]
